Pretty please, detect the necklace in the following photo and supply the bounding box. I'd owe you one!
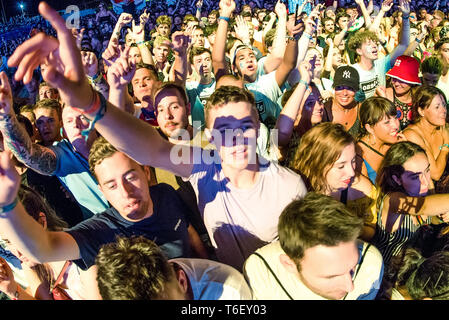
[359,140,385,157]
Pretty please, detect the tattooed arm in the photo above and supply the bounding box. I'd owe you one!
[0,72,58,176]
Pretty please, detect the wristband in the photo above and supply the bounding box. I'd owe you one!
[286,36,296,41]
[80,92,108,140]
[299,79,309,90]
[303,32,313,40]
[439,143,449,150]
[136,40,146,45]
[218,16,230,22]
[402,14,409,20]
[415,37,422,43]
[0,198,18,214]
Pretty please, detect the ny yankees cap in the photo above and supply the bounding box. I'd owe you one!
[332,65,360,92]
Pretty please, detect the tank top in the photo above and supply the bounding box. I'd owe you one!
[371,195,432,266]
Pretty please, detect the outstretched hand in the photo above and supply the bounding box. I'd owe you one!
[8,2,93,111]
[0,257,17,299]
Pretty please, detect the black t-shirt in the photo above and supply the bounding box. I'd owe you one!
[66,183,191,270]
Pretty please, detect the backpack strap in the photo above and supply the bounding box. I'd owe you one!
[253,252,294,300]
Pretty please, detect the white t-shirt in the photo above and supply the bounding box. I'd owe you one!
[352,55,392,98]
[186,151,307,271]
[171,258,253,300]
[244,241,384,300]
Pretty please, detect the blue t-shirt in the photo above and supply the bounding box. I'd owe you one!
[186,80,216,130]
[66,183,191,270]
[51,139,109,219]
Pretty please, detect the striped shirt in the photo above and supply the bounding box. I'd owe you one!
[371,195,432,266]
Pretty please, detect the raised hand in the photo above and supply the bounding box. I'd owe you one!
[81,50,98,77]
[274,0,287,20]
[8,2,92,111]
[196,0,203,9]
[107,46,136,90]
[117,12,133,28]
[234,15,251,43]
[139,9,150,27]
[399,0,410,16]
[171,30,192,56]
[0,72,13,116]
[130,19,145,43]
[298,60,313,85]
[381,0,394,13]
[0,149,20,208]
[71,28,85,50]
[102,37,121,67]
[219,0,236,17]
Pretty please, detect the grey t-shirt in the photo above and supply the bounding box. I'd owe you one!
[186,150,307,271]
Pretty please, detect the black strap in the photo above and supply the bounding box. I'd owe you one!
[253,252,294,300]
[359,140,385,158]
[340,188,349,205]
[343,243,372,300]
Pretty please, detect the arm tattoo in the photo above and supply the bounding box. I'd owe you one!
[0,114,57,175]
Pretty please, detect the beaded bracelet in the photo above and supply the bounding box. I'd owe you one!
[439,143,449,150]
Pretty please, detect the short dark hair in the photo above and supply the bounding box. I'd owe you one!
[135,62,159,80]
[33,98,62,121]
[278,192,363,266]
[153,82,189,109]
[205,86,257,128]
[95,236,175,300]
[188,46,212,64]
[88,136,118,179]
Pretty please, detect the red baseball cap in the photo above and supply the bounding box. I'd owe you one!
[386,56,421,85]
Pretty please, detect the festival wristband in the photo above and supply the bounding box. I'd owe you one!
[439,144,449,150]
[299,79,309,90]
[0,198,18,214]
[219,16,230,22]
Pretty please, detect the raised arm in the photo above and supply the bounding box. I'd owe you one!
[355,0,372,29]
[212,0,236,82]
[109,13,133,44]
[0,72,57,175]
[129,19,154,66]
[8,2,194,178]
[388,0,411,67]
[168,30,191,86]
[368,0,392,33]
[106,45,136,114]
[0,150,80,264]
[275,60,311,147]
[262,0,287,75]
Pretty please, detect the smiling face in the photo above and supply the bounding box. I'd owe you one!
[391,78,413,96]
[325,143,356,193]
[296,241,359,300]
[419,94,447,127]
[301,86,324,125]
[334,86,356,108]
[207,101,259,170]
[155,88,190,139]
[368,114,401,144]
[96,152,151,222]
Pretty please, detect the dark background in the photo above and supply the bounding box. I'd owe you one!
[1,0,99,20]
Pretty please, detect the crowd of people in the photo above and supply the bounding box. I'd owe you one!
[0,0,449,300]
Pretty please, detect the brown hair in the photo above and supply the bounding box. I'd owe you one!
[411,85,447,123]
[289,122,355,193]
[95,236,175,300]
[358,97,397,139]
[88,136,119,179]
[205,86,258,128]
[278,192,363,265]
